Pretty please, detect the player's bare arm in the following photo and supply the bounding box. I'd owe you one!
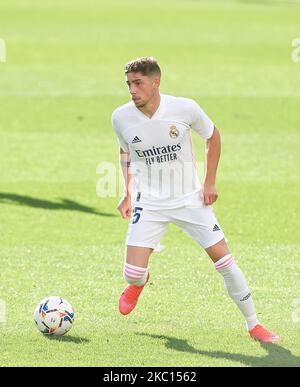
[117,147,133,219]
[203,126,221,206]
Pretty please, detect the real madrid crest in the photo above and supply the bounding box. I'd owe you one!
[169,125,179,138]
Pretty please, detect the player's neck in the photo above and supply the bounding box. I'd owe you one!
[138,93,161,118]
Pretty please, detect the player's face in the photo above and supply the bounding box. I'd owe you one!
[126,72,160,108]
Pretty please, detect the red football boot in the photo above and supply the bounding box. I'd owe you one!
[119,273,150,315]
[249,324,280,343]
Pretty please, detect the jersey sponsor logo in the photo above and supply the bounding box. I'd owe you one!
[135,144,181,158]
[132,136,142,143]
[135,144,182,166]
[169,125,179,138]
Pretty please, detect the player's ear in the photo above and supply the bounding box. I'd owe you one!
[152,75,160,89]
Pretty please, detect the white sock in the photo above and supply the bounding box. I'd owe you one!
[124,263,148,286]
[215,254,259,331]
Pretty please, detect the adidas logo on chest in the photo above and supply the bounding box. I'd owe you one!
[132,136,142,143]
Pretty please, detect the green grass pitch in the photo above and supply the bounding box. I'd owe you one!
[0,0,300,367]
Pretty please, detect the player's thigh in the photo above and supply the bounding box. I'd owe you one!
[125,245,153,268]
[172,205,227,259]
[125,207,168,268]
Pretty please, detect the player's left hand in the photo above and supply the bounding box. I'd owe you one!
[202,182,218,205]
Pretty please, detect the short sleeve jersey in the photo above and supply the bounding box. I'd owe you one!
[112,94,214,210]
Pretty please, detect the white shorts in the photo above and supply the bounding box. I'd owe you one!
[126,204,226,251]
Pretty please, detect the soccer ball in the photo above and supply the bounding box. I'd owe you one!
[34,296,74,336]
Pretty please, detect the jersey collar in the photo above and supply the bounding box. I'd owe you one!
[133,94,165,120]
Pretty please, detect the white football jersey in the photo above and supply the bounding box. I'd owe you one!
[112,94,214,210]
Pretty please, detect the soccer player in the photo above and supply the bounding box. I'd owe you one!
[112,57,279,343]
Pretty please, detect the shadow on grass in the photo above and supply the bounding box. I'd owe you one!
[44,335,90,344]
[0,193,116,217]
[136,333,300,367]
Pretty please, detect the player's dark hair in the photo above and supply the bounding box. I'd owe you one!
[125,57,161,77]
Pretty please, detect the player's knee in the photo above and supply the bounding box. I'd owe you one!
[123,262,148,286]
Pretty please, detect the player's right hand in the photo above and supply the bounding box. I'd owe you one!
[117,196,132,219]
